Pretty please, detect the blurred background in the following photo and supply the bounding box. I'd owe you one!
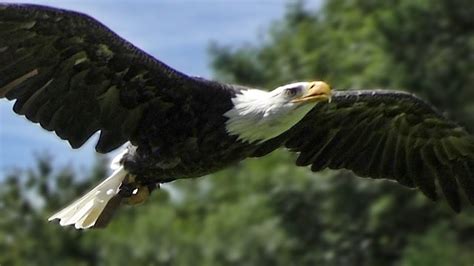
[1,0,474,265]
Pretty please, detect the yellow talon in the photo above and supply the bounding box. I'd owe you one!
[126,185,150,205]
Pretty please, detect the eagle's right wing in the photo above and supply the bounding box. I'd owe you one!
[0,4,226,153]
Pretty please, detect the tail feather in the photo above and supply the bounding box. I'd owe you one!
[48,166,128,229]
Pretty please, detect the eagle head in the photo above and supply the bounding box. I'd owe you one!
[225,81,332,143]
[270,81,332,104]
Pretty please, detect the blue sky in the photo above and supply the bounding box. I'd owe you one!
[0,0,322,176]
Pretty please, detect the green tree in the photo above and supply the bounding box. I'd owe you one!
[0,155,106,265]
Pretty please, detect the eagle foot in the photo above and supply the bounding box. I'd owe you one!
[118,178,159,206]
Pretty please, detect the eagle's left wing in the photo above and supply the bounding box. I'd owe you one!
[258,90,474,212]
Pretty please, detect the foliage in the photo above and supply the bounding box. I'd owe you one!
[0,156,104,266]
[2,0,474,265]
[399,221,474,266]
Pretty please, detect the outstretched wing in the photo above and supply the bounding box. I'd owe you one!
[0,4,224,153]
[281,90,474,211]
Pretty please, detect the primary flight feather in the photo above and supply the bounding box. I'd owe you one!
[1,4,474,229]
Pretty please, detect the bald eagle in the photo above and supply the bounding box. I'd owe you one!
[2,4,474,229]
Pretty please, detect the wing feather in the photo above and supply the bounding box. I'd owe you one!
[280,90,474,211]
[0,4,227,152]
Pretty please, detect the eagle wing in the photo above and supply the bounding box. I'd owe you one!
[0,4,222,153]
[262,90,474,212]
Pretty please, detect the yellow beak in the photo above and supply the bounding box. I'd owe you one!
[291,81,332,103]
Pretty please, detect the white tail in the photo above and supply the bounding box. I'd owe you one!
[48,151,129,229]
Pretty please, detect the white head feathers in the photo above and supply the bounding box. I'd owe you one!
[224,82,324,143]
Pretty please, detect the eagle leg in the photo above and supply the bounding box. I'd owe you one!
[118,178,159,205]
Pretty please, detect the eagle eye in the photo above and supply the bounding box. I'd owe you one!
[285,87,299,97]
